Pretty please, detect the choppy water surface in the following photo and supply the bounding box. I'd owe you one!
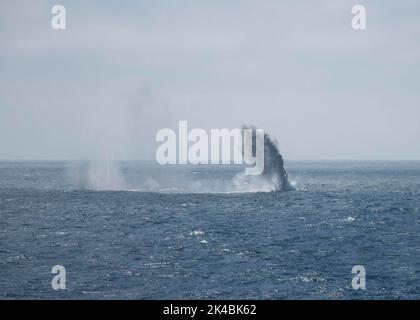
[0,161,419,299]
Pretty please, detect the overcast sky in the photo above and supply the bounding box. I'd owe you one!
[1,0,419,160]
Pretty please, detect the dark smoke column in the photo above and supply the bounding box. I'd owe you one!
[242,126,294,192]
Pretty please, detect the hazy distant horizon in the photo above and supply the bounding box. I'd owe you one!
[1,158,420,162]
[1,2,420,302]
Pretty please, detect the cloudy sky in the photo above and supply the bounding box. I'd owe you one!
[1,0,419,160]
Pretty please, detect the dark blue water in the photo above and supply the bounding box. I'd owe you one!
[0,161,419,299]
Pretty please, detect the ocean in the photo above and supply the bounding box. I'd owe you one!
[0,160,419,299]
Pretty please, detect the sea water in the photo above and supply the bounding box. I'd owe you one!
[0,161,419,299]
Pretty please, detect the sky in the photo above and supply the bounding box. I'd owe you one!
[0,0,419,160]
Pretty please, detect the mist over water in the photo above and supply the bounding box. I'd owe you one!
[69,128,293,193]
[86,161,126,191]
[67,160,126,191]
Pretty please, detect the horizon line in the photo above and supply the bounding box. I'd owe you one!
[1,159,420,162]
